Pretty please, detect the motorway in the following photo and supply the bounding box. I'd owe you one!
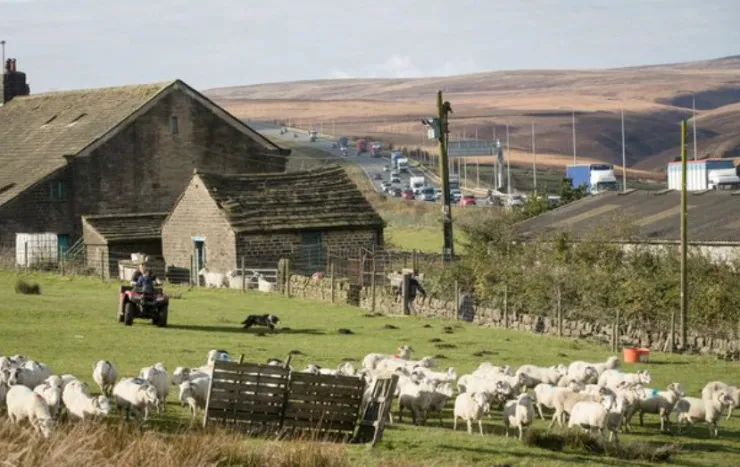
[252,122,488,204]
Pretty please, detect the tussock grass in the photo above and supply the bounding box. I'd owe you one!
[0,422,351,467]
[15,278,41,295]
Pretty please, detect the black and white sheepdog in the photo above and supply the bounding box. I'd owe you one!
[241,313,280,331]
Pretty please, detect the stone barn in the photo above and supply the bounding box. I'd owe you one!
[81,212,167,279]
[0,59,290,256]
[161,166,385,276]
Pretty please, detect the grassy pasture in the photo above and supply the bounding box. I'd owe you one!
[1,270,739,466]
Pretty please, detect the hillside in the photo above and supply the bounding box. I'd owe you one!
[207,55,740,172]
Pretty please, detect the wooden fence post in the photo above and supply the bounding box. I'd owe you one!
[371,256,377,312]
[615,308,621,353]
[285,259,292,298]
[454,280,460,319]
[557,286,563,337]
[670,311,675,353]
[60,256,65,276]
[99,250,105,281]
[402,273,411,315]
[241,256,246,293]
[503,284,509,329]
[330,261,335,304]
[24,242,28,270]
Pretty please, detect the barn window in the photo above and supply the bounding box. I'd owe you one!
[68,113,87,126]
[50,180,65,201]
[170,116,179,135]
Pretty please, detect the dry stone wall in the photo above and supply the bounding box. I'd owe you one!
[287,274,740,360]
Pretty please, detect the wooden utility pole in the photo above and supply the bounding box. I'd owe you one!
[437,91,454,261]
[680,120,688,350]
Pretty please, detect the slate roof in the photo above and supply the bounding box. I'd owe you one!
[195,165,386,234]
[514,189,740,244]
[82,212,168,243]
[0,79,289,208]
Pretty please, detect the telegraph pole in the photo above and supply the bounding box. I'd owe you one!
[621,105,627,191]
[532,122,537,193]
[680,119,688,350]
[572,110,577,164]
[428,91,454,261]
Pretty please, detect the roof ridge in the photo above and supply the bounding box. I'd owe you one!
[16,80,177,99]
[83,212,170,219]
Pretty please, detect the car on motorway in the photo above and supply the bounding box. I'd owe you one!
[450,188,462,203]
[372,173,382,180]
[390,187,402,197]
[420,186,436,202]
[380,181,392,192]
[383,165,390,172]
[460,195,477,206]
[401,189,415,200]
[341,148,349,157]
[391,175,401,184]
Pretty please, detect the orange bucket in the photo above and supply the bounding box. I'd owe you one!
[637,348,651,362]
[623,347,640,363]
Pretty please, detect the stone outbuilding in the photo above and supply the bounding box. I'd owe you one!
[161,165,385,276]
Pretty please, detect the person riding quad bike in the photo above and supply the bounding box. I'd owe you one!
[131,263,161,289]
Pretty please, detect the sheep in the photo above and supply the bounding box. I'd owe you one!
[453,391,490,436]
[426,382,455,427]
[172,366,210,386]
[557,373,592,388]
[206,349,232,366]
[44,375,62,389]
[139,362,170,412]
[375,355,436,373]
[198,268,227,288]
[503,393,536,440]
[62,380,92,415]
[61,374,86,390]
[361,345,413,370]
[6,360,52,389]
[673,391,736,437]
[66,393,111,421]
[568,356,619,383]
[598,369,651,389]
[629,382,685,432]
[113,377,160,422]
[412,366,457,384]
[92,360,118,398]
[471,363,514,379]
[225,269,246,289]
[6,385,54,438]
[397,379,436,425]
[533,381,583,420]
[565,364,600,385]
[569,394,624,444]
[178,377,209,418]
[33,381,62,419]
[549,386,609,429]
[458,375,516,409]
[701,381,740,419]
[516,364,568,389]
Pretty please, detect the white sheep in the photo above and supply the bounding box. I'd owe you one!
[139,362,170,412]
[33,381,62,419]
[503,393,536,440]
[453,391,490,436]
[425,382,455,427]
[568,356,619,383]
[361,345,413,370]
[701,381,740,420]
[62,380,92,416]
[569,394,624,444]
[533,381,583,420]
[113,377,160,422]
[178,376,210,418]
[198,268,227,288]
[6,360,52,389]
[516,364,568,389]
[60,374,86,390]
[412,367,457,384]
[67,393,111,421]
[44,375,63,389]
[172,366,210,386]
[549,386,609,429]
[92,360,118,398]
[6,385,54,438]
[598,369,651,388]
[631,382,685,432]
[471,363,514,379]
[674,391,736,437]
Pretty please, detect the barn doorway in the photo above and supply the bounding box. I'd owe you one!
[300,231,324,273]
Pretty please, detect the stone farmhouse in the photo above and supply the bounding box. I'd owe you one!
[161,166,386,276]
[0,58,290,258]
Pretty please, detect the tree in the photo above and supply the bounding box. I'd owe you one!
[558,178,588,203]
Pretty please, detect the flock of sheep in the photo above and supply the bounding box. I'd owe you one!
[354,346,739,444]
[197,268,273,291]
[1,346,738,446]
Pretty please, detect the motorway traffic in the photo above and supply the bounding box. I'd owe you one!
[252,122,489,205]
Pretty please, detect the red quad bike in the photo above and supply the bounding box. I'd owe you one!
[118,283,169,327]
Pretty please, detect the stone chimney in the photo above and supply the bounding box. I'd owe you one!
[2,58,31,104]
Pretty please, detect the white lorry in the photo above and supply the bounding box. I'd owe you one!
[667,158,740,191]
[410,176,426,195]
[396,158,409,173]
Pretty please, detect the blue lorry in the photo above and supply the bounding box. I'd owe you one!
[566,164,618,194]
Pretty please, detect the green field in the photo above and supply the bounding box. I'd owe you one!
[2,270,739,466]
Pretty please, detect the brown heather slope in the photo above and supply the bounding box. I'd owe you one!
[207,56,740,172]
